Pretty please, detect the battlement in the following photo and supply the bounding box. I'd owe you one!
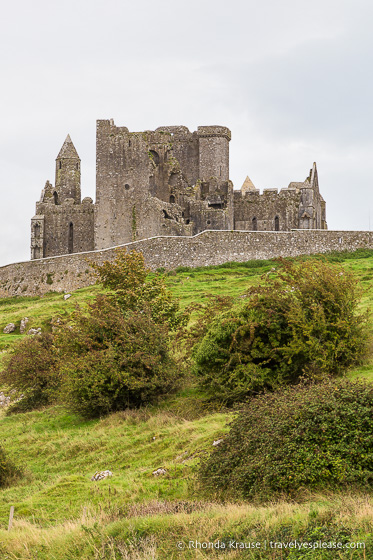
[197,126,231,141]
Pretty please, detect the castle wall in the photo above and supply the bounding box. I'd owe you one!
[2,230,372,298]
[234,188,300,231]
[33,200,94,257]
[156,126,200,186]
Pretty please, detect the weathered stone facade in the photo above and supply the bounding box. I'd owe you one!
[31,121,327,259]
[31,135,94,259]
[2,230,373,298]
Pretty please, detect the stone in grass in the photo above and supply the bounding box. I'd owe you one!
[20,317,29,334]
[63,294,72,300]
[0,392,11,407]
[91,470,113,481]
[152,468,167,476]
[213,439,223,446]
[3,323,15,334]
[27,328,42,336]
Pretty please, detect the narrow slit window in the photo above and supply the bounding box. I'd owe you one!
[252,217,257,231]
[68,223,73,253]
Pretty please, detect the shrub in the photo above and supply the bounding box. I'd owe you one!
[0,333,60,412]
[193,259,369,403]
[2,250,182,416]
[199,379,373,500]
[92,249,184,330]
[0,447,23,487]
[59,295,180,418]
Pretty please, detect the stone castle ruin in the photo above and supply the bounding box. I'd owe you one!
[31,120,327,259]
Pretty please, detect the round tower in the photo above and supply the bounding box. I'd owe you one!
[197,126,231,182]
[54,134,81,203]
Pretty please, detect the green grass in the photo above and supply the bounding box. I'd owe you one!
[0,286,102,352]
[1,249,373,558]
[0,403,372,559]
[0,401,230,527]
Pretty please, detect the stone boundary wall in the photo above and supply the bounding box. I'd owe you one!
[0,229,372,297]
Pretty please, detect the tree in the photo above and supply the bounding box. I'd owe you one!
[193,259,370,404]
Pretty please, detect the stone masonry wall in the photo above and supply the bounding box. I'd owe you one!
[1,230,372,298]
[234,188,300,231]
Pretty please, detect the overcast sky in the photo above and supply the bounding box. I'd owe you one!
[0,0,372,266]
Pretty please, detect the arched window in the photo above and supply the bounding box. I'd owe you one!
[275,216,279,231]
[169,195,175,203]
[53,191,58,205]
[59,161,62,169]
[252,217,257,231]
[34,223,40,239]
[68,223,73,254]
[149,150,160,165]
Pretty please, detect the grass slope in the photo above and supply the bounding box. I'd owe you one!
[0,249,373,558]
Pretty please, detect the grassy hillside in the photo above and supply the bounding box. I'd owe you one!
[0,250,373,558]
[0,402,372,559]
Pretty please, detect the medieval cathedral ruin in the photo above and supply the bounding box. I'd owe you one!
[31,120,327,259]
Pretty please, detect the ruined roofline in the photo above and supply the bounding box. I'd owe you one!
[96,120,231,140]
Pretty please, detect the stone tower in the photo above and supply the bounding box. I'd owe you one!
[31,136,94,259]
[197,126,230,181]
[54,135,81,204]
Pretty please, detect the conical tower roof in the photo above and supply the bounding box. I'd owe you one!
[56,134,80,159]
[241,175,257,193]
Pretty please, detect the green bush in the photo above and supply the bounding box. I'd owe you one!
[193,259,369,404]
[93,248,184,330]
[1,333,60,413]
[59,296,179,418]
[2,250,182,416]
[199,379,373,500]
[0,447,23,487]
